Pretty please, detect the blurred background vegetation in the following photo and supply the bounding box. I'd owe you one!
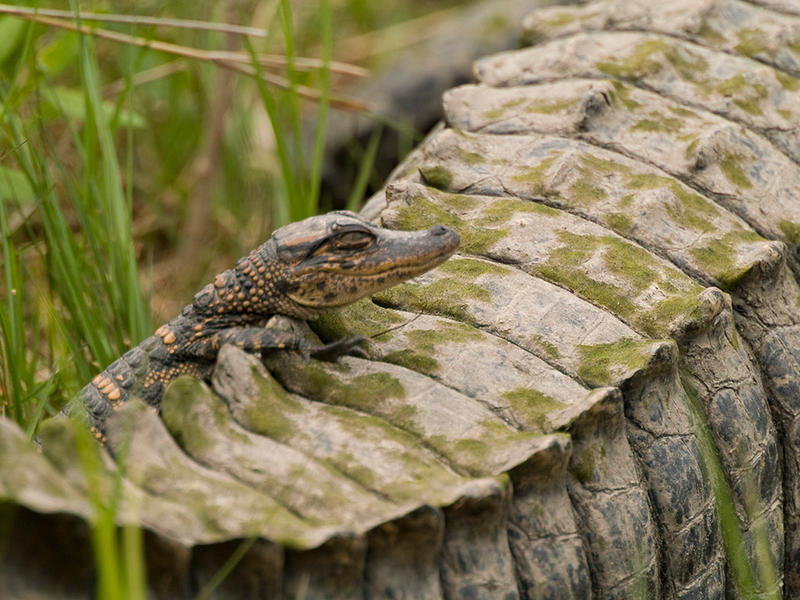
[0,0,478,433]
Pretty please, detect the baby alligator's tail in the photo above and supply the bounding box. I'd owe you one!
[65,341,153,441]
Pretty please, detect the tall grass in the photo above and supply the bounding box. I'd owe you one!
[0,0,355,429]
[247,0,333,226]
[0,1,364,596]
[0,0,480,596]
[0,21,149,419]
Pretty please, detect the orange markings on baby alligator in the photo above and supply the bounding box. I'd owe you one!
[163,331,177,345]
[107,388,121,401]
[283,232,319,247]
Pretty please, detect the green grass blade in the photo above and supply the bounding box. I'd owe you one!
[72,2,149,345]
[194,537,257,600]
[681,373,778,598]
[307,0,332,216]
[0,190,25,423]
[346,125,383,212]
[245,37,304,226]
[278,0,305,204]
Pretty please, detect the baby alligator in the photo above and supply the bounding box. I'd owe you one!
[71,211,459,440]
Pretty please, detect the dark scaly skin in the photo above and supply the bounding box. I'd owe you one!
[71,211,460,441]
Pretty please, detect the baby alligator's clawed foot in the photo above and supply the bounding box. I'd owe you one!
[309,336,369,362]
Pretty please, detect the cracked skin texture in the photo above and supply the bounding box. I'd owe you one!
[70,211,459,441]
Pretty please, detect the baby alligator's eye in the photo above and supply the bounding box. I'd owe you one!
[333,230,373,250]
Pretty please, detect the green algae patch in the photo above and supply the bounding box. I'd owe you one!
[439,257,511,278]
[437,191,481,212]
[526,97,579,114]
[533,230,702,336]
[482,97,526,120]
[663,45,709,84]
[325,404,416,449]
[734,28,769,58]
[720,152,752,189]
[511,155,558,197]
[597,39,668,79]
[419,165,453,190]
[543,10,579,28]
[639,293,703,338]
[480,197,561,226]
[667,105,696,118]
[571,446,607,484]
[716,75,767,116]
[604,212,633,234]
[685,137,700,159]
[599,162,720,233]
[242,365,302,442]
[598,38,708,85]
[779,220,800,245]
[774,70,800,92]
[161,376,242,454]
[632,115,684,133]
[577,152,626,180]
[535,258,637,323]
[609,81,642,110]
[406,321,485,350]
[251,363,297,407]
[391,194,506,254]
[384,319,485,375]
[453,438,492,461]
[324,403,471,504]
[778,108,794,121]
[244,407,297,442]
[618,194,635,209]
[431,420,540,474]
[313,298,405,342]
[527,333,560,360]
[374,278,490,325]
[569,178,607,205]
[665,197,715,233]
[383,349,441,376]
[535,263,637,321]
[601,236,664,292]
[577,338,655,387]
[690,231,764,291]
[459,149,485,165]
[697,22,725,44]
[502,387,565,431]
[298,363,406,412]
[332,450,378,490]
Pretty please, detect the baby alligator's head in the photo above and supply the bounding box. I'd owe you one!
[192,211,459,320]
[270,211,459,317]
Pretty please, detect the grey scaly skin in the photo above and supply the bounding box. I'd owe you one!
[71,211,460,442]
